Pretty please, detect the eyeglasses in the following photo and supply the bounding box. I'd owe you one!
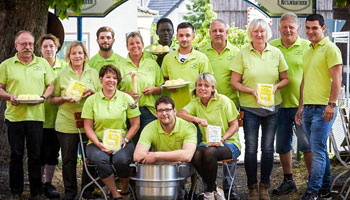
[125,31,141,37]
[17,42,34,47]
[156,108,173,113]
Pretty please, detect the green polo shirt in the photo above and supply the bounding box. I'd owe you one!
[118,54,163,116]
[44,57,68,128]
[270,37,309,108]
[89,51,125,73]
[183,94,241,150]
[162,49,213,110]
[0,54,55,122]
[230,43,288,108]
[199,42,240,106]
[53,64,101,134]
[138,117,197,151]
[303,37,342,105]
[82,90,141,144]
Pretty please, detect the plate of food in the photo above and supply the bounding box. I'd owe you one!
[149,44,170,55]
[162,79,190,89]
[16,94,44,104]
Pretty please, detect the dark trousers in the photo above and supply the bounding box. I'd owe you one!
[6,120,43,197]
[57,132,95,199]
[40,128,60,166]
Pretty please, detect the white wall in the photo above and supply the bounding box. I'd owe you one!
[165,0,191,32]
[138,16,156,47]
[61,0,138,58]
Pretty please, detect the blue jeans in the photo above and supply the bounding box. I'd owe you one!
[276,108,310,153]
[302,106,337,193]
[243,110,278,186]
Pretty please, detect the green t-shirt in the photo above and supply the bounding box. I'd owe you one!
[162,49,213,110]
[44,57,68,128]
[89,51,125,73]
[183,94,241,150]
[118,54,163,115]
[303,37,343,105]
[0,54,55,122]
[270,37,309,108]
[138,117,197,151]
[199,42,240,106]
[82,90,141,144]
[230,43,288,108]
[53,64,101,133]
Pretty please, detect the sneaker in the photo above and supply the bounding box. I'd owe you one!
[272,178,297,195]
[248,184,259,200]
[318,190,332,200]
[224,189,239,200]
[213,188,225,200]
[203,192,214,200]
[259,183,270,200]
[10,194,23,200]
[44,182,60,198]
[302,192,319,200]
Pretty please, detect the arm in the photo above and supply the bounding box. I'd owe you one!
[274,71,289,93]
[49,96,75,106]
[324,64,342,121]
[83,118,113,154]
[177,109,208,127]
[295,78,304,125]
[121,90,139,100]
[123,116,140,147]
[231,71,258,101]
[141,143,197,164]
[142,86,162,95]
[133,143,150,162]
[42,82,54,99]
[221,119,239,142]
[0,83,19,106]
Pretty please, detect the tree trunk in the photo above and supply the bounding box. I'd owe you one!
[0,0,48,165]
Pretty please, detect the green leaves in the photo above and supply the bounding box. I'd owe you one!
[334,0,349,7]
[45,0,84,19]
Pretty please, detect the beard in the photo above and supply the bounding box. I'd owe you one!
[99,44,112,51]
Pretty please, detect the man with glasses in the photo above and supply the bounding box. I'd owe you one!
[134,96,197,200]
[89,26,125,73]
[0,30,55,200]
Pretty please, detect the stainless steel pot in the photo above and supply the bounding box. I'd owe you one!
[130,163,185,200]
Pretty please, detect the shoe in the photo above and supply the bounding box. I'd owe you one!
[44,182,60,198]
[224,189,239,200]
[203,192,214,200]
[318,190,332,200]
[259,183,270,200]
[213,190,225,200]
[302,192,319,200]
[248,184,259,200]
[30,194,46,200]
[10,194,23,200]
[272,178,297,195]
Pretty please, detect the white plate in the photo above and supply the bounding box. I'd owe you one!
[16,98,44,104]
[162,81,190,89]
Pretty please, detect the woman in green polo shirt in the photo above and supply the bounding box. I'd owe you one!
[118,31,163,143]
[178,73,241,200]
[82,65,140,200]
[231,18,289,200]
[50,41,101,200]
[37,34,67,199]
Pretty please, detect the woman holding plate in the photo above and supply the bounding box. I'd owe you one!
[82,65,140,200]
[118,31,163,143]
[177,73,241,200]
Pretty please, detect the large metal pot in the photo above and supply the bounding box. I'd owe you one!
[130,163,185,200]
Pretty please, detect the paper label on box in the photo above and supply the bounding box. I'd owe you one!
[65,79,86,101]
[207,125,222,143]
[257,83,274,107]
[102,129,122,151]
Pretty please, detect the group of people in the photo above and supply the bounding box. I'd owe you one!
[0,11,342,200]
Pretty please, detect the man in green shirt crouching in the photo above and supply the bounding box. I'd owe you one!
[134,96,197,200]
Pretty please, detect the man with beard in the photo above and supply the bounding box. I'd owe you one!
[134,96,197,200]
[199,19,240,200]
[162,22,212,110]
[89,26,125,73]
[144,18,176,66]
[0,30,55,200]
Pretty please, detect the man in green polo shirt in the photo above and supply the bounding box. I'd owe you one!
[134,96,197,200]
[270,12,311,196]
[295,14,342,200]
[162,22,213,110]
[89,26,125,73]
[0,30,55,200]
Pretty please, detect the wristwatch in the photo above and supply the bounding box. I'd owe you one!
[328,102,336,108]
[124,138,130,143]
